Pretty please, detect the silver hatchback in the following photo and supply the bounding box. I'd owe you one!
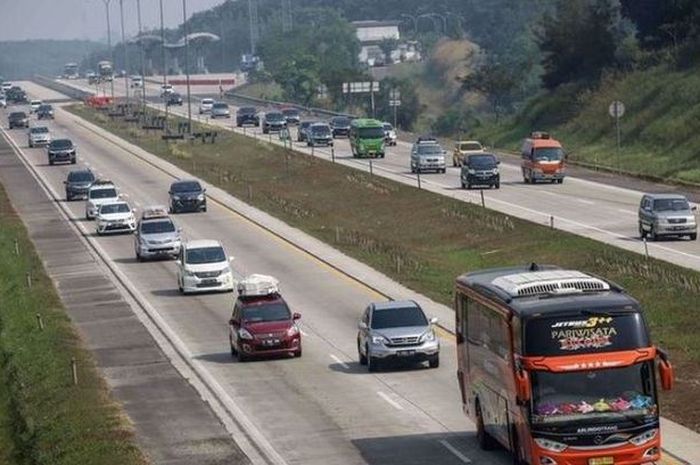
[638,193,697,241]
[357,300,440,372]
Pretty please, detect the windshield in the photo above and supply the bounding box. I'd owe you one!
[524,313,649,356]
[358,127,385,139]
[99,203,130,214]
[283,109,299,116]
[460,142,482,151]
[201,99,213,104]
[10,112,26,118]
[68,171,94,182]
[213,103,228,109]
[333,117,350,126]
[534,147,564,162]
[50,140,73,149]
[30,127,49,134]
[383,123,393,131]
[171,181,201,193]
[417,144,444,155]
[531,362,657,426]
[312,125,330,135]
[89,188,117,199]
[242,302,291,323]
[371,306,427,329]
[468,154,497,166]
[266,113,284,121]
[141,220,176,234]
[186,246,225,264]
[39,105,52,111]
[239,107,256,114]
[653,198,690,212]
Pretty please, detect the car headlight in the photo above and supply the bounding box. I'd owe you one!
[287,325,300,337]
[467,169,476,174]
[172,195,181,200]
[420,330,436,342]
[371,335,389,345]
[197,194,205,201]
[534,438,567,453]
[628,429,657,446]
[654,218,667,224]
[533,168,543,174]
[238,328,254,340]
[183,269,196,277]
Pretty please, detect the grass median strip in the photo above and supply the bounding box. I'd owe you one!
[0,182,148,464]
[66,104,700,430]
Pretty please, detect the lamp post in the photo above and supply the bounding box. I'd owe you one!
[101,0,115,100]
[136,0,147,122]
[159,0,169,129]
[118,0,130,107]
[182,0,192,135]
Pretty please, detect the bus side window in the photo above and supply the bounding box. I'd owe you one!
[457,294,469,344]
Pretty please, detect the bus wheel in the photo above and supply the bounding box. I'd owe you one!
[476,401,498,451]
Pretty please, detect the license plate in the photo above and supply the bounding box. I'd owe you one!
[262,339,280,346]
[397,350,415,357]
[201,279,218,285]
[589,457,614,465]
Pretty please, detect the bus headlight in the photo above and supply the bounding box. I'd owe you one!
[534,438,567,452]
[629,429,657,446]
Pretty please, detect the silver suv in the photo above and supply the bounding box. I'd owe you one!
[134,207,182,261]
[357,300,439,372]
[410,141,446,174]
[638,193,697,241]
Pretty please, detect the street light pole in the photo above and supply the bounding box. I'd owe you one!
[182,0,192,134]
[101,0,115,100]
[118,0,130,107]
[136,0,147,121]
[159,0,169,129]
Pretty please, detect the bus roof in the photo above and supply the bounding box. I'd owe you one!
[351,118,383,128]
[456,264,639,318]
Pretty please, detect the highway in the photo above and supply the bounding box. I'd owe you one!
[1,80,695,465]
[3,81,498,465]
[61,76,700,273]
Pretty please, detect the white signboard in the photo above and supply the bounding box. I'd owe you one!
[609,100,625,118]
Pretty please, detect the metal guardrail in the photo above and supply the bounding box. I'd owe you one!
[223,90,356,120]
[31,75,93,101]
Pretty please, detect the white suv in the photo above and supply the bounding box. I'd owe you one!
[28,126,51,147]
[177,240,235,294]
[29,99,42,113]
[85,181,120,219]
[198,98,214,114]
[96,201,136,235]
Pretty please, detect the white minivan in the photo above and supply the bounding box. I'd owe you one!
[177,240,235,294]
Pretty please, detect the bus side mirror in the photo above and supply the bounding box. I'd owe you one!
[658,359,674,391]
[515,369,531,404]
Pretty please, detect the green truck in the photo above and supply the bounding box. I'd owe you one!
[349,118,386,158]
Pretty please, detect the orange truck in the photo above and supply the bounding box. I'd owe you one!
[455,264,673,465]
[521,132,566,184]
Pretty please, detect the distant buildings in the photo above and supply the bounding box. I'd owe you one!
[352,20,421,67]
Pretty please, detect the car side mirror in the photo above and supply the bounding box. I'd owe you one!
[657,348,674,390]
[228,256,235,262]
[177,227,183,233]
[293,312,301,320]
[358,321,368,330]
[429,316,438,325]
[515,369,532,404]
[63,180,67,184]
[229,318,239,326]
[497,161,501,165]
[131,208,136,213]
[693,206,698,212]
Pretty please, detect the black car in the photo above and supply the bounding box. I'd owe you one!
[330,116,351,138]
[166,93,183,106]
[37,104,54,120]
[262,112,287,134]
[460,153,500,189]
[8,111,29,129]
[282,108,301,125]
[48,139,77,165]
[6,87,27,104]
[64,169,96,201]
[168,179,207,213]
[236,106,259,127]
[297,121,316,142]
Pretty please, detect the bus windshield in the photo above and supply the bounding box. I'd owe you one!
[531,361,657,427]
[358,127,385,139]
[534,147,564,162]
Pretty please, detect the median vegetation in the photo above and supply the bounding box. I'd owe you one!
[66,103,700,430]
[0,184,148,464]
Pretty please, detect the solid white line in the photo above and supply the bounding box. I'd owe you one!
[377,391,403,410]
[576,198,595,205]
[617,208,636,216]
[439,439,471,463]
[329,354,349,369]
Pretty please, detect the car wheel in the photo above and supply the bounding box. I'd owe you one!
[229,338,238,357]
[639,222,647,239]
[293,348,302,358]
[557,178,564,184]
[441,169,446,173]
[237,349,249,363]
[71,157,76,164]
[690,234,697,241]
[648,226,657,241]
[467,183,472,190]
[368,353,381,373]
[358,341,367,365]
[476,400,498,450]
[201,204,207,213]
[428,355,440,368]
[461,181,466,189]
[495,182,500,189]
[49,160,54,166]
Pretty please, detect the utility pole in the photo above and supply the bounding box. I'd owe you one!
[182,0,192,135]
[248,0,259,55]
[281,0,293,33]
[136,0,147,121]
[101,0,115,100]
[159,0,169,130]
[118,0,130,106]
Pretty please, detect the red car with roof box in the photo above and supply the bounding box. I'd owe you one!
[228,275,302,362]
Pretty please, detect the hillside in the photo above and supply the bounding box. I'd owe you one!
[0,40,103,79]
[474,62,700,184]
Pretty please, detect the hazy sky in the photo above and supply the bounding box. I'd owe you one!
[0,0,227,41]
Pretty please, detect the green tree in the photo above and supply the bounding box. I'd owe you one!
[461,57,521,120]
[374,77,421,129]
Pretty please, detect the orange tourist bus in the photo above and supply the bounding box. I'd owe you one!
[455,264,673,465]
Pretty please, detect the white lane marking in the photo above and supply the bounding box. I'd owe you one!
[576,198,595,205]
[617,208,636,216]
[329,354,349,369]
[439,439,471,463]
[377,391,403,410]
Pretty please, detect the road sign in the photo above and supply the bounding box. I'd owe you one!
[389,100,401,107]
[342,81,380,94]
[609,100,625,118]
